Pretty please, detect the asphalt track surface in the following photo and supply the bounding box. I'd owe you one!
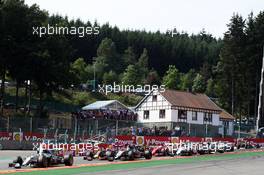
[0,150,264,175]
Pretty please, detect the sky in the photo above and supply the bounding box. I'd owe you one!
[24,0,263,38]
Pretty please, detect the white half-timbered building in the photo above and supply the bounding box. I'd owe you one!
[135,89,234,137]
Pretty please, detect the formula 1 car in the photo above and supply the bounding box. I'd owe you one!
[151,145,171,156]
[115,145,152,161]
[84,148,116,161]
[196,142,215,155]
[8,147,73,169]
[196,142,227,154]
[175,143,196,156]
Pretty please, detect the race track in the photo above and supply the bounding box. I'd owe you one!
[90,155,264,175]
[0,150,263,175]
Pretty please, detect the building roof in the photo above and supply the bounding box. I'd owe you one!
[219,110,235,121]
[82,100,132,111]
[160,90,222,112]
[82,100,117,110]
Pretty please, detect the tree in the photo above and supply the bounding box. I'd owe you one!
[216,14,247,116]
[181,69,196,91]
[145,69,160,85]
[136,48,149,81]
[103,71,118,84]
[137,48,149,68]
[122,65,141,85]
[32,35,74,113]
[71,58,89,84]
[122,46,136,67]
[162,65,181,89]
[206,78,215,97]
[192,73,206,93]
[0,0,47,112]
[96,38,121,73]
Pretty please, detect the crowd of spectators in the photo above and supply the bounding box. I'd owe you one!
[106,126,187,137]
[72,109,138,121]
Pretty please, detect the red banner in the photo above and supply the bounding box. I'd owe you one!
[2,131,264,145]
[179,136,204,143]
[144,136,171,145]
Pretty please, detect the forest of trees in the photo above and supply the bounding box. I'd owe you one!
[0,0,264,120]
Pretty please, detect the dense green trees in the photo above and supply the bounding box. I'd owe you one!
[1,0,264,120]
[0,0,73,114]
[162,65,182,89]
[216,12,264,119]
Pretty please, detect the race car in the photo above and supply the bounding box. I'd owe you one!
[175,143,195,156]
[8,147,73,169]
[151,145,171,156]
[84,147,116,161]
[115,145,152,161]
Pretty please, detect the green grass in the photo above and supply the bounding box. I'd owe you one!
[7,151,264,175]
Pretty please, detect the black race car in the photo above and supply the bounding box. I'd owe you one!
[83,148,116,161]
[115,145,152,161]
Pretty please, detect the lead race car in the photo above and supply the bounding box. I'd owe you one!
[9,145,74,169]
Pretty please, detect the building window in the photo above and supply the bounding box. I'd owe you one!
[159,109,165,118]
[224,121,229,127]
[178,110,187,121]
[192,111,197,121]
[152,95,157,102]
[204,113,212,123]
[143,110,149,120]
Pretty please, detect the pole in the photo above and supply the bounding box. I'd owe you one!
[64,129,68,143]
[19,128,22,144]
[7,115,9,132]
[92,57,96,92]
[95,119,98,135]
[231,76,234,115]
[188,123,191,136]
[30,117,32,133]
[74,117,77,143]
[54,128,58,144]
[27,80,32,133]
[256,47,264,133]
[238,123,241,139]
[205,123,208,137]
[116,120,119,136]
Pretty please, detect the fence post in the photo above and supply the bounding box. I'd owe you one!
[54,129,58,144]
[95,119,98,135]
[30,117,33,133]
[43,128,47,140]
[73,117,77,143]
[7,115,9,132]
[64,129,68,143]
[19,128,22,144]
[116,120,119,136]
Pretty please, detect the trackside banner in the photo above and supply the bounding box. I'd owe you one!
[114,136,264,145]
[1,132,264,145]
[0,132,44,141]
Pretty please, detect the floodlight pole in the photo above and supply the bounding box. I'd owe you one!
[256,46,264,133]
[93,57,96,92]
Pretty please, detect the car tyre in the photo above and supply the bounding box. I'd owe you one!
[64,154,74,166]
[37,155,48,168]
[13,156,23,166]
